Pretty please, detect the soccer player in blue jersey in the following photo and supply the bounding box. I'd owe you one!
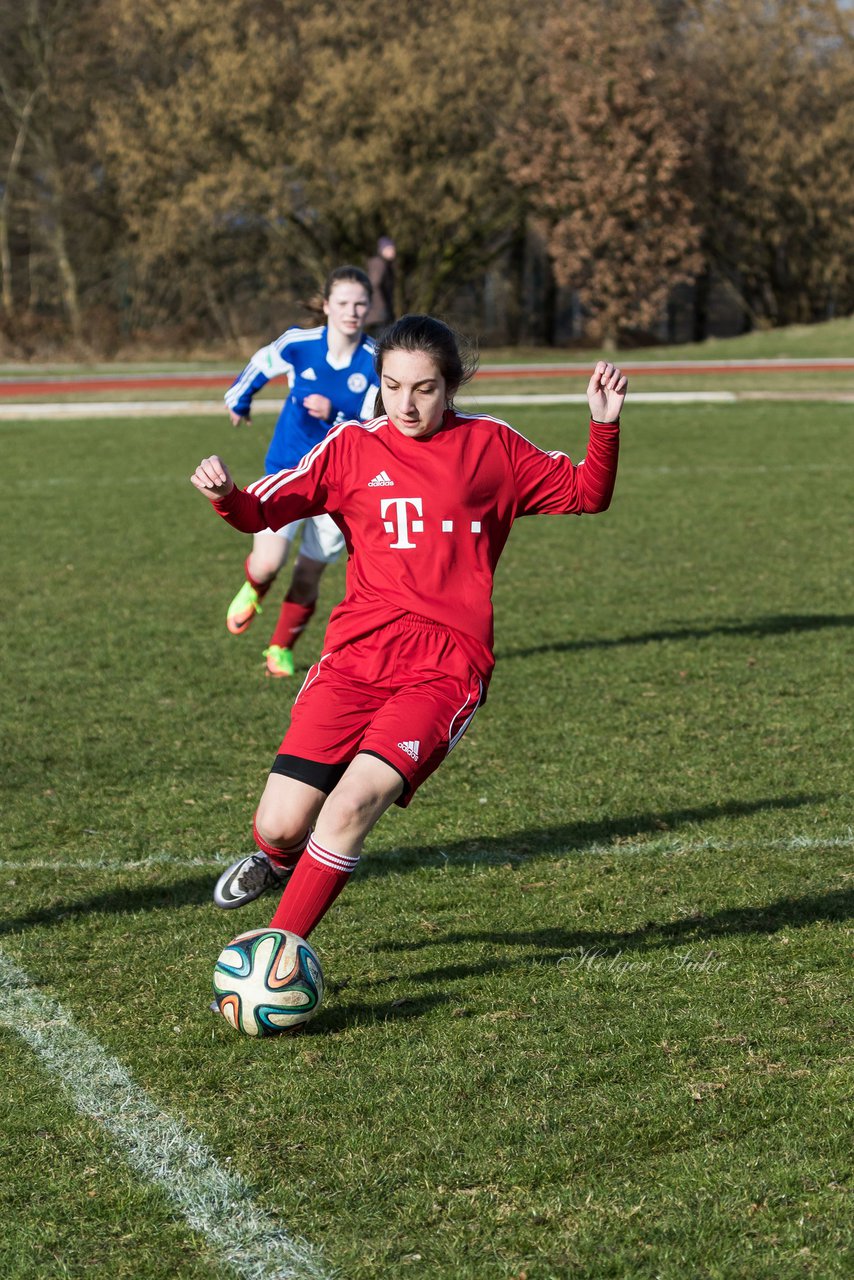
[224,266,379,676]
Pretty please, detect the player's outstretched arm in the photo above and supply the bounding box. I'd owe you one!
[190,455,235,500]
[587,361,628,423]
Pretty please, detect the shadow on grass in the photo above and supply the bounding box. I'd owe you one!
[360,791,825,878]
[316,883,853,1029]
[304,990,455,1036]
[1,792,826,935]
[371,886,854,985]
[498,612,854,662]
[0,872,215,938]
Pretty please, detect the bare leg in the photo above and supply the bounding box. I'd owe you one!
[266,555,328,660]
[267,754,406,937]
[228,531,294,636]
[312,754,405,855]
[247,530,292,586]
[255,773,327,848]
[255,755,403,853]
[213,772,327,909]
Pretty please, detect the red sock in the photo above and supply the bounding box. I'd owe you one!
[244,556,273,601]
[269,835,359,939]
[269,594,316,651]
[253,815,308,871]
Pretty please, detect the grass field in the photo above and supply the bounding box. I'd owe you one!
[1,394,852,1278]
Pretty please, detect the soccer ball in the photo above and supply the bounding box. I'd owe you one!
[212,928,324,1037]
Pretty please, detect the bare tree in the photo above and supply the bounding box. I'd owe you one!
[682,0,854,327]
[93,0,532,336]
[0,0,110,343]
[503,0,702,346]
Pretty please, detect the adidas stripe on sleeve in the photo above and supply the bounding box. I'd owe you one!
[224,327,311,416]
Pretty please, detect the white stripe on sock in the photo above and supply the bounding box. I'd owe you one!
[306,837,359,875]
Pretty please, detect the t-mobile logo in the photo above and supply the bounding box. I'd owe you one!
[381,497,424,549]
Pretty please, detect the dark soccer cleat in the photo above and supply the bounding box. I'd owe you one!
[213,853,291,909]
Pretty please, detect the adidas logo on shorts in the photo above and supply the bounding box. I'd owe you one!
[397,739,420,762]
[368,470,394,487]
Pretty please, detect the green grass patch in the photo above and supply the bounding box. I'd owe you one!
[1,312,853,372]
[484,313,854,363]
[1,401,851,1278]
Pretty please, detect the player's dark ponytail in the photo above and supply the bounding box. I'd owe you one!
[373,315,478,417]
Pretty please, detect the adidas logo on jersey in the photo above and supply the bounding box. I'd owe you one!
[368,470,394,487]
[397,739,420,762]
[302,368,317,380]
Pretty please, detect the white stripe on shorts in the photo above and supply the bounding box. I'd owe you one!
[448,679,484,752]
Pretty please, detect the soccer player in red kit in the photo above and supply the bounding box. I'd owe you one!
[191,315,627,945]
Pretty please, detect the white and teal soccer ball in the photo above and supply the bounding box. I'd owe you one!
[212,928,324,1037]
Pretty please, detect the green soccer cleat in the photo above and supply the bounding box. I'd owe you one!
[264,645,295,678]
[227,581,262,635]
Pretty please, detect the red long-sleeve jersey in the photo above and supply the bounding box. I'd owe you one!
[212,410,619,687]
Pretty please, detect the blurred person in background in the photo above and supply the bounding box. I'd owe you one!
[365,236,397,329]
[223,266,379,677]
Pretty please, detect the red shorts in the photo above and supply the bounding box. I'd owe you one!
[275,615,484,807]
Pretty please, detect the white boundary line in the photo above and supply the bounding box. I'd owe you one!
[0,833,850,874]
[3,387,854,420]
[0,393,737,419]
[0,854,225,870]
[460,392,739,404]
[0,830,846,1275]
[0,947,331,1280]
[0,400,235,418]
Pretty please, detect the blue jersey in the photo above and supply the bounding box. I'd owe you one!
[225,326,379,472]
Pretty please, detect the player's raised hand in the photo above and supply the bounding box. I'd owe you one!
[587,362,628,423]
[190,455,234,499]
[228,408,251,427]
